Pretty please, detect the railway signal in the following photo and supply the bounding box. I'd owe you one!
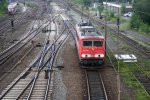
[10,15,14,29]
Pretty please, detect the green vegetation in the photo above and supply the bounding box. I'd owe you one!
[118,62,150,100]
[120,21,130,30]
[133,0,150,25]
[130,0,150,35]
[97,5,104,15]
[74,0,91,6]
[121,4,126,14]
[0,0,8,16]
[130,13,150,35]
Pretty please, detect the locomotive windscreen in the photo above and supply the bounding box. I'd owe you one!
[83,41,103,47]
[83,41,92,47]
[93,41,103,47]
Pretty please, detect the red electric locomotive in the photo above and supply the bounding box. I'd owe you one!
[75,22,106,67]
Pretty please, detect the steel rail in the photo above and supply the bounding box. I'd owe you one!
[0,67,31,99]
[15,77,35,100]
[85,70,108,100]
[0,12,31,34]
[0,6,71,99]
[0,19,52,99]
[44,27,71,100]
[0,18,53,64]
[0,28,41,65]
[0,46,35,81]
[0,12,52,57]
[26,14,68,99]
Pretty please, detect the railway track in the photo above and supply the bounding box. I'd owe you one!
[134,71,150,95]
[0,8,64,78]
[0,5,52,77]
[0,8,73,99]
[0,12,32,35]
[0,16,11,27]
[0,1,69,77]
[0,21,42,65]
[84,70,108,100]
[0,13,54,65]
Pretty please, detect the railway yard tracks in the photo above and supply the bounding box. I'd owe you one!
[0,18,50,66]
[0,13,32,35]
[0,5,74,99]
[1,1,150,99]
[0,6,57,66]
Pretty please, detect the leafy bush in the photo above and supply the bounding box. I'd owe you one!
[74,0,83,5]
[130,14,141,29]
[0,0,8,16]
[121,4,126,14]
[130,14,150,35]
[139,23,150,34]
[109,11,114,18]
[97,5,104,14]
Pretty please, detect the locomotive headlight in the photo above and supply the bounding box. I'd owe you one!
[87,54,91,57]
[82,54,91,58]
[95,54,104,57]
[100,54,104,57]
[95,54,100,57]
[82,54,86,58]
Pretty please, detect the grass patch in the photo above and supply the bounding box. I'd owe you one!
[120,44,130,51]
[117,62,150,99]
[120,22,130,30]
[0,0,8,16]
[136,90,150,100]
[0,12,4,16]
[0,10,6,17]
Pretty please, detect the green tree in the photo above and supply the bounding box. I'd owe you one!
[0,0,8,15]
[83,0,91,6]
[130,14,141,29]
[121,4,126,14]
[133,0,150,25]
[97,5,103,14]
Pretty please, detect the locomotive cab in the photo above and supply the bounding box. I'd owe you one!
[80,38,105,65]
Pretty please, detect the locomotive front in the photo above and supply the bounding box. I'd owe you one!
[79,37,106,65]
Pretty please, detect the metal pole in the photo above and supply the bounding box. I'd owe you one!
[11,15,14,29]
[117,7,120,100]
[81,5,83,22]
[105,0,107,50]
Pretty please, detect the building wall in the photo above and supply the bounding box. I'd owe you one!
[103,2,132,14]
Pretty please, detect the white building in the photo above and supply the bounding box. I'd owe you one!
[103,2,132,14]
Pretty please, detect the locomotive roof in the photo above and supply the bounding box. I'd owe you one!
[78,21,92,26]
[79,26,104,38]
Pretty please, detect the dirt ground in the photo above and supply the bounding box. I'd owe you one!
[52,35,83,100]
